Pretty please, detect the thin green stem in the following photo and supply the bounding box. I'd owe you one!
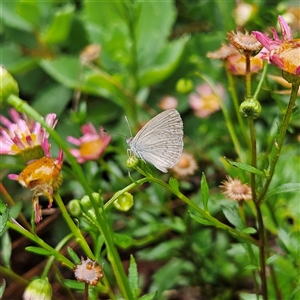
[226,67,250,147]
[7,219,74,269]
[194,72,245,161]
[253,61,268,100]
[258,82,299,204]
[7,95,134,300]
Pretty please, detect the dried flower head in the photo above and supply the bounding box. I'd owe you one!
[220,176,252,201]
[67,123,111,163]
[172,152,198,177]
[80,44,101,64]
[74,257,104,286]
[252,15,300,76]
[158,95,178,110]
[227,30,262,55]
[207,44,239,60]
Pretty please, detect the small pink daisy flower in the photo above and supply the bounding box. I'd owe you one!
[252,16,300,76]
[67,123,111,163]
[0,108,58,158]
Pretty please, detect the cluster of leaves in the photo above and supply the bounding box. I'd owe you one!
[1,1,299,300]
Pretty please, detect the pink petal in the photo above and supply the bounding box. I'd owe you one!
[67,136,81,146]
[278,16,292,41]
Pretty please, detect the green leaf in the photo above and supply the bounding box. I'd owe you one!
[129,254,140,299]
[25,246,52,256]
[139,36,189,86]
[222,206,244,230]
[239,293,263,300]
[264,183,300,202]
[241,227,257,234]
[32,84,72,116]
[0,279,6,299]
[9,201,22,220]
[225,158,266,177]
[1,231,12,268]
[16,0,41,27]
[0,201,9,235]
[114,233,133,249]
[169,177,180,194]
[266,254,279,265]
[201,173,209,211]
[43,4,75,44]
[139,292,157,300]
[67,247,81,264]
[189,212,213,226]
[62,279,84,290]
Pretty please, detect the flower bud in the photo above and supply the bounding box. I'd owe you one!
[239,98,261,119]
[0,66,19,107]
[81,192,102,209]
[126,155,139,169]
[175,78,193,94]
[68,199,82,217]
[114,192,134,211]
[23,278,52,300]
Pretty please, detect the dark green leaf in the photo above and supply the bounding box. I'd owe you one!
[16,1,41,27]
[225,158,266,177]
[25,246,52,256]
[201,173,209,211]
[62,279,84,290]
[222,206,244,230]
[0,201,9,235]
[67,247,81,264]
[9,201,22,220]
[1,231,12,268]
[189,212,213,226]
[139,292,157,300]
[264,183,300,202]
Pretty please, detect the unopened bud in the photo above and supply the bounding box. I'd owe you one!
[176,78,193,94]
[114,192,134,211]
[239,98,261,119]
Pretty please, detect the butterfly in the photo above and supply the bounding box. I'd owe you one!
[126,109,183,173]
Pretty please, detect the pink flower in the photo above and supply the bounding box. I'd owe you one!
[0,109,58,156]
[252,16,300,76]
[67,123,111,163]
[189,83,225,118]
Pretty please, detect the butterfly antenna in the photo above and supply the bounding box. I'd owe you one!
[102,128,127,138]
[124,116,133,137]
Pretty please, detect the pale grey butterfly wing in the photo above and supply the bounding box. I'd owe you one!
[126,109,183,173]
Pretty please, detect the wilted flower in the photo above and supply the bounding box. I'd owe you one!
[227,53,263,75]
[23,278,52,300]
[207,44,239,60]
[227,30,262,55]
[220,176,252,201]
[158,95,178,110]
[67,123,111,163]
[0,109,58,161]
[252,15,300,76]
[80,44,101,64]
[172,152,198,177]
[8,146,64,223]
[189,83,224,118]
[74,257,104,286]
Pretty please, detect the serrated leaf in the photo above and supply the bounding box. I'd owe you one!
[225,158,266,177]
[129,254,140,299]
[201,173,209,211]
[67,247,81,264]
[189,212,213,226]
[25,246,52,256]
[264,183,300,202]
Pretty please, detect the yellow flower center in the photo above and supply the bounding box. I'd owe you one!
[79,138,103,156]
[11,133,37,153]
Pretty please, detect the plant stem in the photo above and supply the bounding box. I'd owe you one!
[258,82,299,204]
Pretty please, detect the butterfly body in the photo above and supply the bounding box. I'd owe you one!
[126,109,183,173]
